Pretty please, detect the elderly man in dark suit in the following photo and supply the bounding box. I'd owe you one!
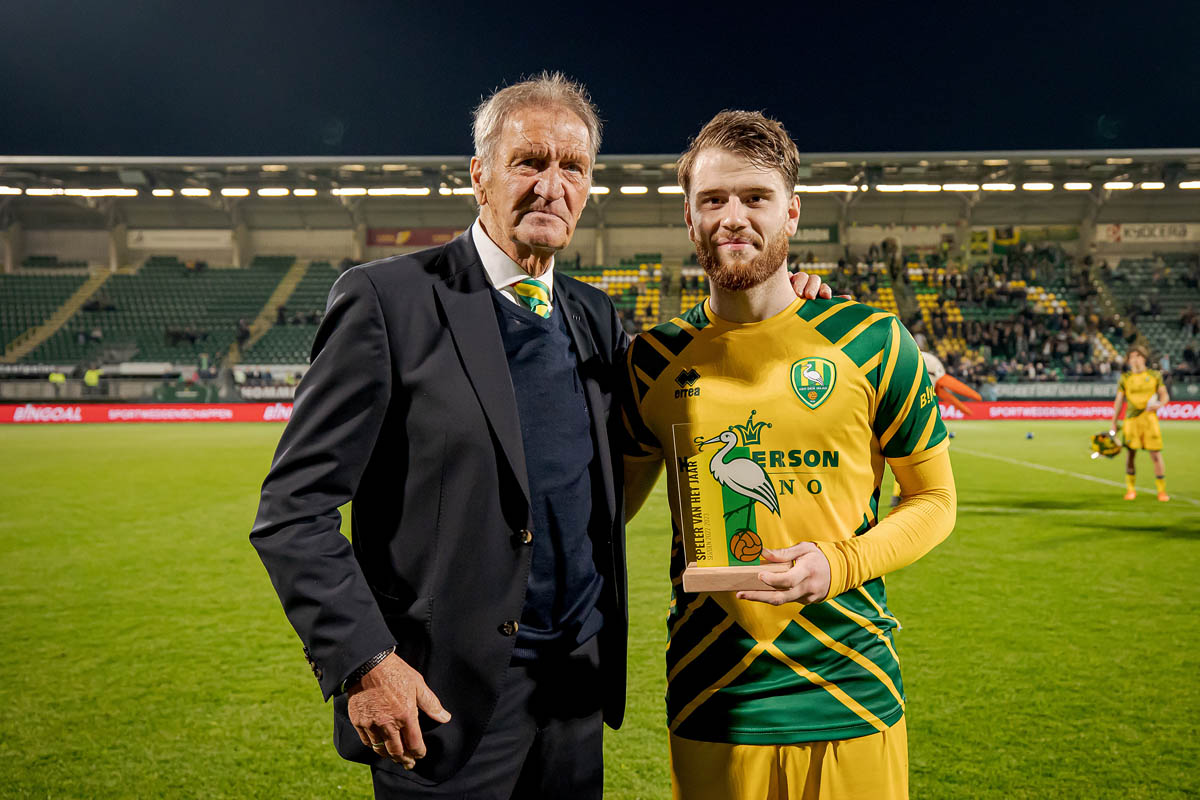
[251,72,832,799]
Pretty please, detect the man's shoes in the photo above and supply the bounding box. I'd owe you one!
[1157,492,1170,502]
[1123,490,1137,501]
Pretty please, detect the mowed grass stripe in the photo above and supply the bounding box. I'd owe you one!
[954,444,1200,505]
[0,421,1197,798]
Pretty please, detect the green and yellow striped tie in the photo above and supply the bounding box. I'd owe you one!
[512,278,552,318]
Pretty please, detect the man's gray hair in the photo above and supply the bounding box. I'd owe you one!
[472,71,603,170]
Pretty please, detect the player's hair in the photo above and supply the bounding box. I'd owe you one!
[472,71,602,170]
[676,110,800,198]
[1129,344,1150,361]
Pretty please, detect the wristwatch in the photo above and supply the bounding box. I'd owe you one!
[341,645,396,693]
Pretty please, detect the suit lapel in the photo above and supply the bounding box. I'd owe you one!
[432,235,530,506]
[557,282,618,527]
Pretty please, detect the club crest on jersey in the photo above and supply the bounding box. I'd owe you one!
[790,357,836,410]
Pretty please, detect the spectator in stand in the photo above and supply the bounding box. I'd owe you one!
[911,320,929,351]
[1180,304,1199,338]
[1183,263,1200,290]
[1183,341,1199,374]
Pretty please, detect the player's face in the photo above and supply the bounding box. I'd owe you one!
[471,106,592,273]
[1127,351,1146,371]
[684,149,800,292]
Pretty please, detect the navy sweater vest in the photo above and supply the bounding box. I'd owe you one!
[492,292,604,658]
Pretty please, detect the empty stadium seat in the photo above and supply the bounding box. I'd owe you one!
[0,273,89,353]
[22,256,294,364]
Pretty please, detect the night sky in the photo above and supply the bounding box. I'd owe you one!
[1,0,1196,156]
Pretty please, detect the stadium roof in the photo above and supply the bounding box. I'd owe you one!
[2,150,1198,230]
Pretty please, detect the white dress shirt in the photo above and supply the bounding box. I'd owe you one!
[471,219,555,311]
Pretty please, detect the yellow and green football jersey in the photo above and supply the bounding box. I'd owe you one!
[1118,369,1163,417]
[623,295,948,744]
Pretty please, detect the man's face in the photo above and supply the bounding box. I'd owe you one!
[684,148,800,292]
[472,106,591,271]
[1127,350,1146,372]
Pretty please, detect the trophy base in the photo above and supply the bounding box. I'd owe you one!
[682,561,792,593]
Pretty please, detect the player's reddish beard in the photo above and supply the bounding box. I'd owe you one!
[693,223,791,292]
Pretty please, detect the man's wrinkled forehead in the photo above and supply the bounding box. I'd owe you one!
[497,107,592,163]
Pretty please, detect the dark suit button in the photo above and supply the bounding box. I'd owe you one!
[518,529,534,545]
[500,620,519,636]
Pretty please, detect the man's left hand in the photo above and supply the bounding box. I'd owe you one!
[736,542,832,605]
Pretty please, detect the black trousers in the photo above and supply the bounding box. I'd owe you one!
[372,636,603,799]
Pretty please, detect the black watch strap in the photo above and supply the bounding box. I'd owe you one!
[341,645,396,694]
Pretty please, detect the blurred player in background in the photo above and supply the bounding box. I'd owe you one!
[1111,344,1170,501]
[622,111,956,800]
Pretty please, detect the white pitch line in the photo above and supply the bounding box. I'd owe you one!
[952,447,1200,507]
[957,504,1120,516]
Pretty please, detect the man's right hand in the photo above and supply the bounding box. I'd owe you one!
[348,653,452,770]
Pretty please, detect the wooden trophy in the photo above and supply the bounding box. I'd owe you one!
[673,413,791,592]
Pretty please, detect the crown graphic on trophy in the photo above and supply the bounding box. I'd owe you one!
[730,409,771,446]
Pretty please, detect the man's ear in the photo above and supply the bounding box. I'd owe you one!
[683,198,695,240]
[469,156,487,206]
[784,193,801,237]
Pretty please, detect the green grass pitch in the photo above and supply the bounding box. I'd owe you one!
[0,420,1197,798]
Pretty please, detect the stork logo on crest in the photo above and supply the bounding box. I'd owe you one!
[790,357,836,410]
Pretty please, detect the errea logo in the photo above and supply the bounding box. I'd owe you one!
[675,368,701,398]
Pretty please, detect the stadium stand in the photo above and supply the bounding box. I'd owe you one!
[23,255,292,365]
[679,264,709,311]
[563,255,662,332]
[1100,254,1200,369]
[240,261,341,364]
[859,245,1134,384]
[5,239,1199,391]
[0,273,90,356]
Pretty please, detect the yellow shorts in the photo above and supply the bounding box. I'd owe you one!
[669,716,907,800]
[1123,412,1163,451]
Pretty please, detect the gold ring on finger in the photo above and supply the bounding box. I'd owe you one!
[370,742,387,750]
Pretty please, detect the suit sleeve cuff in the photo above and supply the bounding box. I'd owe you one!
[338,644,397,694]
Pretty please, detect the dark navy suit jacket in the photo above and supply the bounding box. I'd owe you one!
[251,231,630,783]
